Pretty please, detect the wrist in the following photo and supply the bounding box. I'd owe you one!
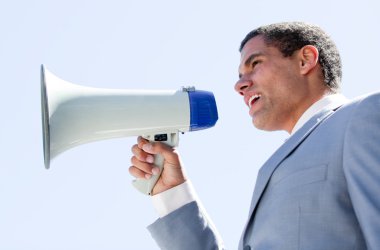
[151,180,197,217]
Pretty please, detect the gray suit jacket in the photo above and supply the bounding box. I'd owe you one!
[148,92,380,250]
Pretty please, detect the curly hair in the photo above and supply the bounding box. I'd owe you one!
[240,22,342,92]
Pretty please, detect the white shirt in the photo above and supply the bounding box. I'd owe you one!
[152,94,349,217]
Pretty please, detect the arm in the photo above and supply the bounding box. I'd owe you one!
[148,201,224,250]
[129,137,225,249]
[343,93,380,250]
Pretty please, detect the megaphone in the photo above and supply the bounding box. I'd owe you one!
[40,64,218,195]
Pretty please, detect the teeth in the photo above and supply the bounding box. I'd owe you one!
[248,94,261,108]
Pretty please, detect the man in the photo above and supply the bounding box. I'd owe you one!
[129,22,380,249]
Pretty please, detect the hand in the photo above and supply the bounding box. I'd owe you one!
[129,136,187,195]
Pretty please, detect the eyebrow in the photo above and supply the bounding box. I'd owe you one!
[238,52,263,79]
[244,52,263,67]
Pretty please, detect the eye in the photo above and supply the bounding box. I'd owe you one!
[251,60,260,68]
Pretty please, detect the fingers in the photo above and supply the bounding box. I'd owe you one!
[132,142,154,163]
[128,164,151,179]
[129,156,158,179]
[129,162,159,180]
[137,137,180,166]
[130,136,181,179]
[129,141,159,179]
[130,136,186,195]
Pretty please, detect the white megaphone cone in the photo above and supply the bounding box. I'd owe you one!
[40,64,218,195]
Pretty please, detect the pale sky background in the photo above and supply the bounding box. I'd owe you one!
[1,0,379,249]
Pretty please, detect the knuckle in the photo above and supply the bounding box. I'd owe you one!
[131,156,144,166]
[131,144,139,154]
[128,166,137,176]
[137,137,149,149]
[130,156,137,165]
[130,156,152,174]
[129,166,143,178]
[132,146,147,161]
[128,166,135,174]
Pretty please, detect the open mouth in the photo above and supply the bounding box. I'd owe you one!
[248,94,261,108]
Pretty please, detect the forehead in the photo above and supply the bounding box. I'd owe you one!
[240,35,268,60]
[238,36,269,72]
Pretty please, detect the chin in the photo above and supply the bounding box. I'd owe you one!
[253,118,279,132]
[252,118,267,131]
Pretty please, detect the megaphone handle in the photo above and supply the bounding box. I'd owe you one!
[132,132,179,195]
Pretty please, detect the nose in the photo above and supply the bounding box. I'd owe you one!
[234,78,252,96]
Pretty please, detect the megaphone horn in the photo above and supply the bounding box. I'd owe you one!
[40,64,218,195]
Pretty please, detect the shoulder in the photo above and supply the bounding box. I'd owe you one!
[324,91,380,141]
[346,91,380,109]
[339,91,380,141]
[341,91,380,117]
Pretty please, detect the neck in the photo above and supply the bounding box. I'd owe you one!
[285,87,332,134]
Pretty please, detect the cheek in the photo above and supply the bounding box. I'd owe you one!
[262,75,282,97]
[254,68,274,91]
[266,69,300,98]
[263,80,295,113]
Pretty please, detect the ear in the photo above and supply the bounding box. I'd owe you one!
[299,45,319,75]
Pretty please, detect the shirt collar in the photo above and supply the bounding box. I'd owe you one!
[290,94,349,135]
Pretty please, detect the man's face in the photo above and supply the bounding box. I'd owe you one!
[235,35,310,133]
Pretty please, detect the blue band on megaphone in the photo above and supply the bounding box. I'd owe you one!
[188,90,218,131]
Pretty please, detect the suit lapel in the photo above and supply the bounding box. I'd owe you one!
[239,97,349,249]
[246,107,336,222]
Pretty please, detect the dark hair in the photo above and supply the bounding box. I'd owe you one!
[240,22,342,92]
